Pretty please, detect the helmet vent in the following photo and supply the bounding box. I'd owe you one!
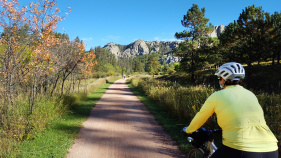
[231,65,237,73]
[223,73,229,77]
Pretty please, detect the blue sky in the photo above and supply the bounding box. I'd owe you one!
[20,0,281,50]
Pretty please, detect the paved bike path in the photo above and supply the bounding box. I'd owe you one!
[67,79,184,158]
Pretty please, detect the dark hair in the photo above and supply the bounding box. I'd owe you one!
[225,79,241,86]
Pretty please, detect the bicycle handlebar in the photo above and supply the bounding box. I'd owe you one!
[183,127,222,148]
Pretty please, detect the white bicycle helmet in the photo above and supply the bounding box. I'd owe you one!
[215,62,245,81]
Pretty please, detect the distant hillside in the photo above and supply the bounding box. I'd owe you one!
[103,39,182,64]
[103,25,225,64]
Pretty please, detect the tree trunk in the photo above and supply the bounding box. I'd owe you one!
[191,73,195,84]
[191,50,195,83]
[29,76,37,115]
[78,79,81,93]
[277,51,280,65]
[61,75,66,95]
[72,74,75,94]
[272,52,275,65]
[51,74,60,96]
[246,62,253,89]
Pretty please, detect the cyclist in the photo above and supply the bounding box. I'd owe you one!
[183,62,279,158]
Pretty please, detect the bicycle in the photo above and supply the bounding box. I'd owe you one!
[185,127,222,158]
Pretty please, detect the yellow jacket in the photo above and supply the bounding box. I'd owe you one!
[185,85,278,152]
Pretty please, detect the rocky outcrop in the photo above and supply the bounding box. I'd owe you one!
[163,53,181,64]
[103,39,182,63]
[103,24,225,63]
[208,25,225,38]
[122,39,150,57]
[103,42,121,57]
[104,25,225,62]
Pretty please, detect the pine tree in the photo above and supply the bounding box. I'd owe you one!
[174,4,215,83]
[146,53,161,77]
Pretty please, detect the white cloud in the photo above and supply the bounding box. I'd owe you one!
[154,37,160,41]
[81,37,93,42]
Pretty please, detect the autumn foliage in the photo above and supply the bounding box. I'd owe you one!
[0,0,97,148]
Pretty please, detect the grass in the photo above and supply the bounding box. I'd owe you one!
[4,79,118,158]
[127,81,192,156]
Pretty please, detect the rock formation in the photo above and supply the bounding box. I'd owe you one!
[208,25,225,38]
[122,39,150,57]
[103,25,224,64]
[103,39,182,64]
[103,42,121,57]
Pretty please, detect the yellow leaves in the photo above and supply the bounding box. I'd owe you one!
[192,105,196,110]
[79,51,98,78]
[0,0,91,91]
[30,7,38,13]
[192,105,200,113]
[44,52,52,60]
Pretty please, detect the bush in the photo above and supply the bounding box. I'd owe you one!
[107,71,115,76]
[257,93,281,140]
[0,95,67,149]
[94,72,107,78]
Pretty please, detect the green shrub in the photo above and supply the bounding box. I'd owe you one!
[61,95,77,108]
[71,91,88,104]
[257,93,281,140]
[107,71,115,76]
[0,96,65,141]
[94,72,107,78]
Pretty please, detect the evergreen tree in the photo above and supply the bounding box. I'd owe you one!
[75,36,81,43]
[133,61,144,73]
[236,5,272,66]
[219,22,242,62]
[174,4,215,83]
[272,12,281,64]
[220,5,275,67]
[146,53,161,77]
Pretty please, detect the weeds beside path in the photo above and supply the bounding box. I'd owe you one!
[8,79,117,158]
